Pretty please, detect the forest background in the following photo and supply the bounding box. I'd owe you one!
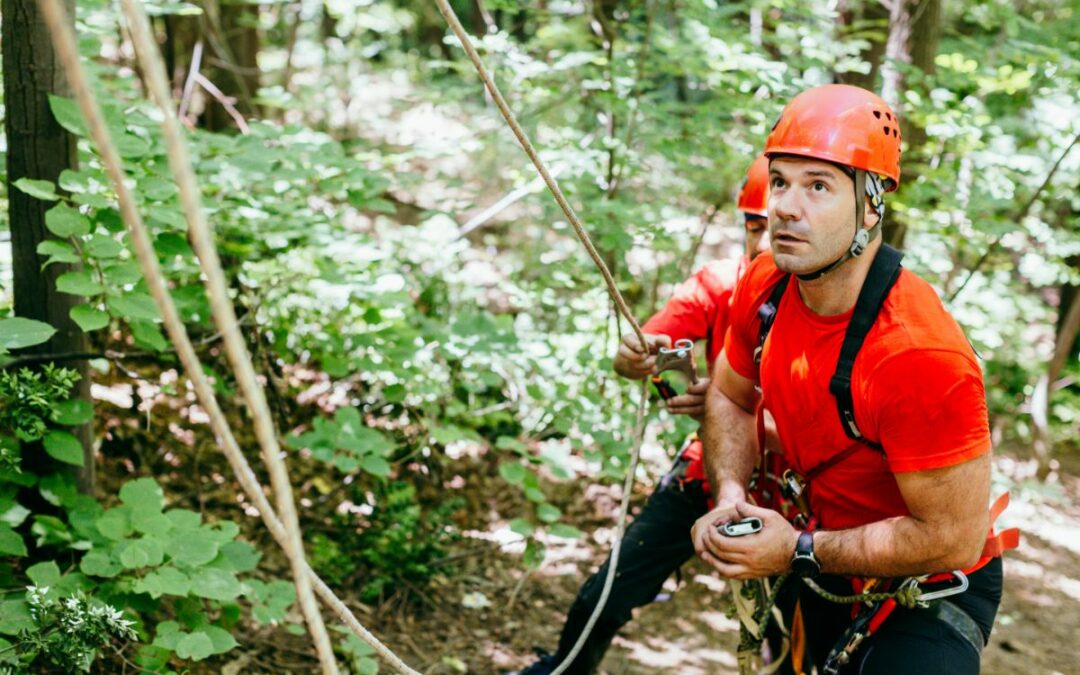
[0,0,1077,673]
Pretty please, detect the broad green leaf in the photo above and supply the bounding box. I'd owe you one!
[102,261,142,286]
[524,486,546,503]
[0,318,56,350]
[70,304,110,331]
[508,518,534,537]
[523,539,546,570]
[48,95,88,136]
[548,524,584,539]
[26,561,61,587]
[115,132,151,159]
[130,320,169,352]
[43,430,85,466]
[137,565,192,596]
[219,540,261,572]
[119,537,165,569]
[205,520,240,544]
[13,178,59,202]
[131,509,173,535]
[361,454,391,477]
[120,478,165,512]
[0,599,33,635]
[152,620,183,649]
[165,509,201,530]
[80,548,122,577]
[176,631,214,661]
[498,462,526,485]
[96,506,133,540]
[189,567,242,601]
[56,270,103,296]
[85,234,123,259]
[37,240,81,267]
[200,625,238,655]
[52,399,94,426]
[536,503,561,524]
[44,204,91,237]
[109,293,161,322]
[165,528,219,566]
[0,523,27,557]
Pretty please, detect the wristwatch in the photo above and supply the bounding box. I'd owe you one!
[791,531,821,578]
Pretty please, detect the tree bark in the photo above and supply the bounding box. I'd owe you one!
[202,0,261,132]
[836,0,890,90]
[3,0,94,493]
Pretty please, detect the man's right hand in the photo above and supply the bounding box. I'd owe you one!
[613,332,671,379]
[690,484,747,572]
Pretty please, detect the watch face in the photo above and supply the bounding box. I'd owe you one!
[792,555,820,578]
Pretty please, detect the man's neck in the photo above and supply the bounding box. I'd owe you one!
[795,240,881,316]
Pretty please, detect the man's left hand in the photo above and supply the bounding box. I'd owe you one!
[703,501,800,580]
[666,378,710,420]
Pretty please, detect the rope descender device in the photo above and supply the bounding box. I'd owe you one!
[651,339,698,400]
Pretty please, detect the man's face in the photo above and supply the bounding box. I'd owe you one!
[744,216,769,261]
[767,156,870,275]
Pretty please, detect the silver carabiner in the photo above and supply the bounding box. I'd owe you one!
[655,339,698,384]
[917,570,969,605]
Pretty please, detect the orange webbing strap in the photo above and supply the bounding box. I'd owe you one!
[790,598,807,675]
[980,492,1021,559]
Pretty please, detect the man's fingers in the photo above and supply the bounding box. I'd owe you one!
[687,379,711,395]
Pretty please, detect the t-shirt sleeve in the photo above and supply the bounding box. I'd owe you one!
[867,349,992,473]
[642,264,723,343]
[722,256,776,382]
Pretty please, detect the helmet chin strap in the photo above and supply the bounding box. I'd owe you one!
[797,169,880,281]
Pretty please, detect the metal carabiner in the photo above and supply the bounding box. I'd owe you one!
[655,338,698,384]
[917,570,969,605]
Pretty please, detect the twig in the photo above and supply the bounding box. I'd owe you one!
[38,2,418,673]
[177,40,203,122]
[194,73,251,134]
[457,171,558,240]
[118,2,336,672]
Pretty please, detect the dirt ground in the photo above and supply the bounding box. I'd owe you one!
[368,453,1080,675]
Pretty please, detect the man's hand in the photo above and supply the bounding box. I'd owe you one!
[693,501,798,580]
[666,378,710,420]
[613,333,671,379]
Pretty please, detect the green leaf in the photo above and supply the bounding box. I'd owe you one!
[120,537,165,569]
[37,240,81,267]
[536,503,561,524]
[13,178,59,202]
[135,566,191,598]
[49,95,88,136]
[109,293,161,322]
[96,506,133,541]
[165,509,201,530]
[130,320,169,352]
[120,477,165,512]
[219,540,261,572]
[524,486,546,503]
[0,523,27,557]
[189,567,242,601]
[102,261,142,286]
[152,620,183,649]
[548,524,583,539]
[0,599,33,635]
[85,234,123,259]
[200,625,238,655]
[523,539,546,570]
[176,631,214,661]
[43,430,85,466]
[56,270,104,296]
[0,318,56,350]
[80,548,122,577]
[508,518,534,537]
[52,399,94,426]
[361,454,391,477]
[165,528,219,566]
[69,304,110,331]
[26,561,61,587]
[498,462,526,485]
[132,509,173,535]
[45,204,91,237]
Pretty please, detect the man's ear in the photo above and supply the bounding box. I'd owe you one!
[863,195,880,229]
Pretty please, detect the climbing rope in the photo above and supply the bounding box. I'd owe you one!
[802,576,924,609]
[430,3,662,674]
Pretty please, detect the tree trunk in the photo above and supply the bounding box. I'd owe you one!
[3,0,94,493]
[202,0,261,132]
[836,0,890,90]
[878,0,943,248]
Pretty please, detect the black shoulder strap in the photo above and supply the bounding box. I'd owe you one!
[754,273,792,365]
[828,244,904,449]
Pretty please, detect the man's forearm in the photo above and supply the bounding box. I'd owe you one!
[700,384,757,501]
[815,516,985,578]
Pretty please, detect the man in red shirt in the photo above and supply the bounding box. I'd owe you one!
[692,85,1004,674]
[512,156,770,675]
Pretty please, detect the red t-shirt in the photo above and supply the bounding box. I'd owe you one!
[723,253,991,530]
[642,258,745,372]
[642,257,746,482]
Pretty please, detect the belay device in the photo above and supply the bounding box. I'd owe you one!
[651,338,698,400]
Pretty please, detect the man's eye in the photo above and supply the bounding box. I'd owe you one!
[812,181,828,191]
[771,178,785,188]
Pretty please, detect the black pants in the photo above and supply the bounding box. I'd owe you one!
[550,477,710,674]
[798,558,1003,674]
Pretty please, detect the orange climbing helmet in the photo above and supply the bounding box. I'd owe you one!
[764,84,902,190]
[737,154,769,218]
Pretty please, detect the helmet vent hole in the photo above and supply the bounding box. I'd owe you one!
[883,125,891,135]
[886,112,893,120]
[893,128,899,138]
[873,110,882,119]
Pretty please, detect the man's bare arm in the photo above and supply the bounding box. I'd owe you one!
[700,352,759,503]
[814,453,991,576]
